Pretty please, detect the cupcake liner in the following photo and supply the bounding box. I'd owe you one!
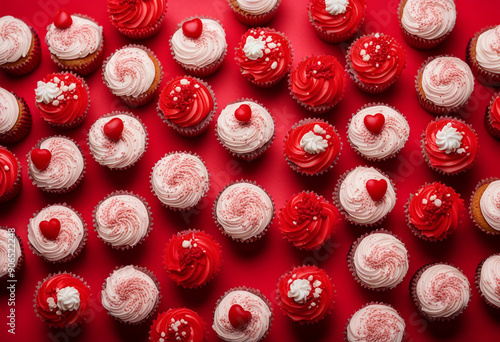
[475,254,500,309]
[466,27,500,87]
[0,26,41,76]
[93,190,153,250]
[215,98,275,161]
[157,77,217,137]
[102,44,163,107]
[484,93,500,139]
[284,118,342,176]
[149,307,208,342]
[109,3,167,40]
[212,180,275,243]
[469,177,500,235]
[0,226,24,281]
[0,147,22,203]
[228,0,281,26]
[0,93,32,144]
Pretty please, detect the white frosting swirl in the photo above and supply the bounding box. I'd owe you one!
[0,16,32,65]
[243,36,266,60]
[479,180,500,231]
[347,304,405,342]
[56,287,80,312]
[0,87,19,134]
[35,81,62,104]
[288,279,312,304]
[401,0,456,40]
[0,229,21,278]
[479,255,500,308]
[300,124,328,154]
[325,0,349,15]
[236,0,278,15]
[475,26,500,74]
[435,122,463,154]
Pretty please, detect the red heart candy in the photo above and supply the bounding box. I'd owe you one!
[31,148,52,171]
[182,18,203,39]
[366,179,388,202]
[234,104,252,122]
[363,113,385,134]
[103,118,124,140]
[228,304,252,329]
[54,10,73,29]
[39,218,61,240]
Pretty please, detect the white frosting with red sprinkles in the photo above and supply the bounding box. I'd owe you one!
[479,180,500,232]
[236,0,278,15]
[479,255,500,308]
[346,304,405,342]
[0,16,32,65]
[0,229,21,278]
[0,87,19,133]
[475,25,500,74]
[401,0,456,40]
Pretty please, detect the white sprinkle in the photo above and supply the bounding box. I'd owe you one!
[173,97,178,101]
[265,57,269,62]
[271,61,278,70]
[422,199,428,204]
[161,332,166,337]
[362,55,370,62]
[53,77,60,83]
[317,61,321,65]
[376,45,380,50]
[429,195,437,201]
[268,42,277,49]
[313,216,317,220]
[68,83,76,91]
[194,84,200,88]
[375,33,380,38]
[308,275,313,281]
[175,86,181,92]
[364,43,368,48]
[311,302,316,307]
[360,49,366,56]
[265,48,271,54]
[182,240,192,249]
[4,165,9,171]
[293,221,297,225]
[73,95,78,100]
[52,100,59,106]
[313,280,321,287]
[180,79,189,85]
[376,63,379,67]
[57,95,64,100]
[434,199,442,207]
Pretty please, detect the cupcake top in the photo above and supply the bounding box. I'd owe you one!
[401,0,456,40]
[235,0,278,15]
[151,153,209,209]
[101,265,159,323]
[348,104,410,160]
[421,57,474,108]
[0,147,19,199]
[475,25,500,74]
[215,182,273,241]
[479,255,500,308]
[217,101,274,155]
[108,0,166,30]
[309,0,366,36]
[479,180,500,232]
[163,230,222,288]
[352,232,409,289]
[150,308,206,342]
[28,136,84,191]
[0,229,21,278]
[35,273,91,327]
[423,118,478,174]
[104,46,155,98]
[0,16,33,65]
[213,289,271,341]
[407,182,464,240]
[278,265,335,322]
[88,113,147,169]
[415,264,470,319]
[346,304,405,342]
[28,204,85,262]
[171,18,227,68]
[279,191,339,250]
[0,87,19,134]
[488,95,500,131]
[290,55,345,109]
[159,76,214,128]
[338,166,396,225]
[235,28,292,84]
[95,194,150,248]
[46,14,102,60]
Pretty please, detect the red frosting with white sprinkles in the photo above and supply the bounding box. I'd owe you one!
[150,308,206,342]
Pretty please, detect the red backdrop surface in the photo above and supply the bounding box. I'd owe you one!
[1,0,500,341]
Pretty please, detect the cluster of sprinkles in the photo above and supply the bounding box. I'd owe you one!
[300,124,333,155]
[490,26,500,54]
[356,306,403,340]
[243,29,284,71]
[363,244,405,275]
[178,235,206,268]
[165,78,200,111]
[426,272,465,304]
[358,33,393,68]
[305,58,334,79]
[221,186,268,225]
[415,183,456,218]
[287,273,323,310]
[292,193,327,225]
[35,75,79,107]
[409,0,449,30]
[160,154,206,191]
[429,59,466,87]
[161,317,191,341]
[46,286,80,316]
[436,122,468,155]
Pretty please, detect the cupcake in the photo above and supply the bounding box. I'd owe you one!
[421,117,478,175]
[27,136,85,193]
[170,17,227,77]
[93,191,152,250]
[284,119,342,176]
[88,112,148,170]
[308,0,366,43]
[466,25,500,87]
[103,45,163,107]
[416,56,474,115]
[34,72,90,129]
[476,254,500,309]
[163,230,222,288]
[335,166,396,226]
[213,287,272,341]
[346,32,406,94]
[411,263,471,321]
[278,191,340,250]
[150,308,206,342]
[234,28,293,87]
[345,303,405,342]
[0,146,22,203]
[213,181,274,242]
[406,182,465,241]
[348,230,409,290]
[398,0,456,49]
[277,265,335,324]
[28,203,87,263]
[0,227,24,280]
[158,76,216,137]
[347,103,410,161]
[216,99,275,160]
[101,265,160,325]
[45,10,103,75]
[484,93,500,139]
[0,88,31,144]
[228,0,281,26]
[108,0,167,39]
[470,178,500,235]
[150,152,210,211]
[289,55,345,113]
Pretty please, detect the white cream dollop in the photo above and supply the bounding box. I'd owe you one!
[35,81,62,104]
[435,122,463,154]
[325,0,349,15]
[244,36,266,60]
[56,286,80,312]
[300,124,328,154]
[288,279,312,304]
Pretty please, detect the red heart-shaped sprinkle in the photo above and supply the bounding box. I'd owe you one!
[54,10,73,29]
[31,149,52,170]
[182,18,203,39]
[103,118,124,140]
[39,218,61,240]
[366,179,388,202]
[228,304,252,329]
[363,113,385,134]
[234,104,252,122]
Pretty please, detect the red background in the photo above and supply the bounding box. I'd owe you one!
[1,0,500,341]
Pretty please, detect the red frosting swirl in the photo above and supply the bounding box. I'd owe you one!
[278,266,334,322]
[309,0,366,37]
[408,182,464,240]
[163,231,222,288]
[0,147,18,198]
[489,96,500,131]
[150,308,206,342]
[35,273,91,327]
[279,192,340,249]
[158,76,214,127]
[108,0,166,29]
[290,55,345,108]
